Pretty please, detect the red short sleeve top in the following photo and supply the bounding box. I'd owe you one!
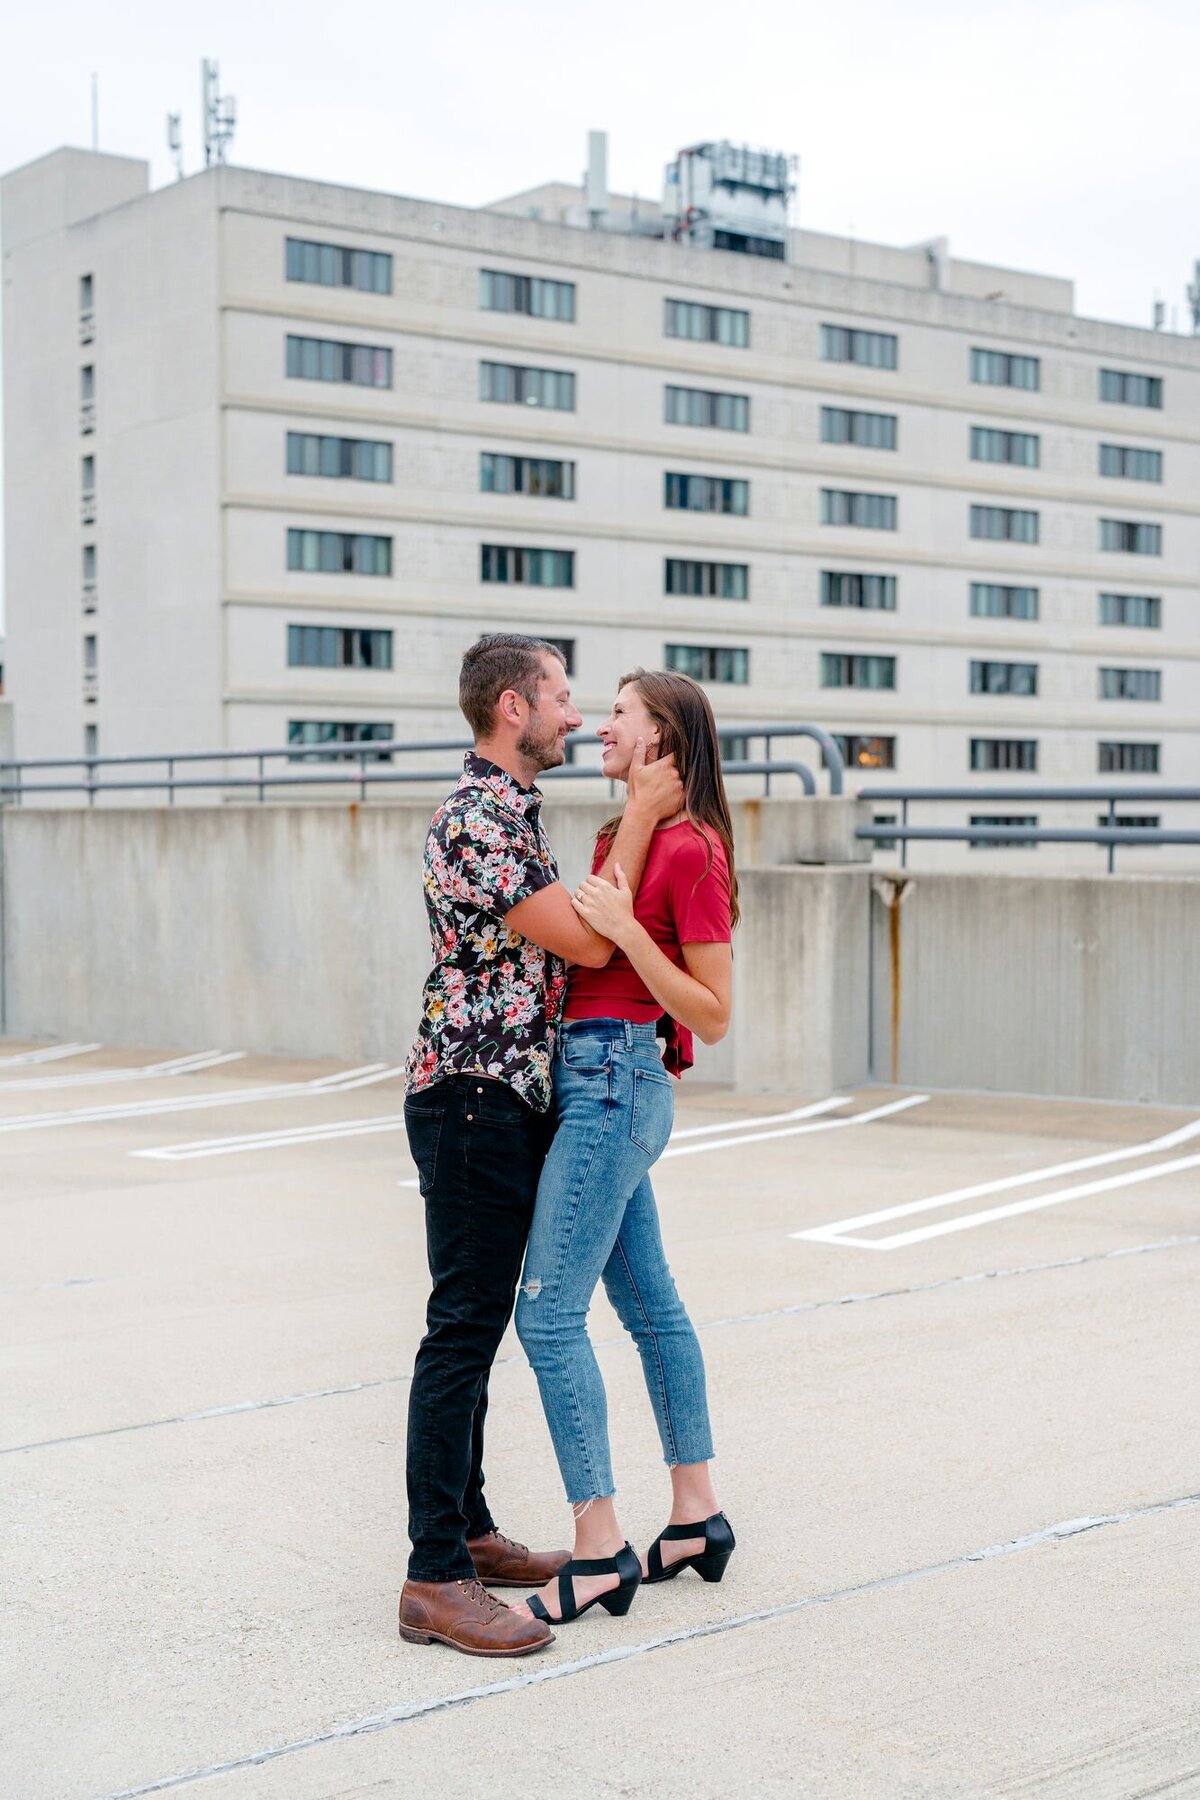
[565,821,733,1039]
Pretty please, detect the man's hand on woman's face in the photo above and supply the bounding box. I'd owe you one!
[627,739,683,822]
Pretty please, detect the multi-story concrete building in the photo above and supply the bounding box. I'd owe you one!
[3,143,1198,856]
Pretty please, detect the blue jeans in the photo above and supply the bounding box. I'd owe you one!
[515,1019,715,1504]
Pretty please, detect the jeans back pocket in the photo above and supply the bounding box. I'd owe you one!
[630,1069,674,1158]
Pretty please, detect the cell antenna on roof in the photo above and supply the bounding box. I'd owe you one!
[201,59,237,167]
[166,113,184,181]
[1187,261,1200,335]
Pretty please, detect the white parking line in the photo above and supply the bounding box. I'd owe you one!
[393,1093,928,1187]
[794,1114,1200,1250]
[0,1049,246,1092]
[0,1064,398,1135]
[668,1096,851,1140]
[0,1041,101,1069]
[135,1113,409,1161]
[141,1093,853,1165]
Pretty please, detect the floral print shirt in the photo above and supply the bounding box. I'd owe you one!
[404,752,568,1112]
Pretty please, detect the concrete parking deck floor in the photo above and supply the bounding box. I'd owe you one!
[2,1040,1198,1800]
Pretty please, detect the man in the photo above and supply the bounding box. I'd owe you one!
[399,634,684,1657]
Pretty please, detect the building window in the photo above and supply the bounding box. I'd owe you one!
[969,583,1039,620]
[543,636,576,675]
[286,530,392,575]
[820,652,896,690]
[871,812,898,851]
[970,348,1040,390]
[287,625,393,669]
[1099,667,1161,701]
[712,228,785,260]
[664,644,749,684]
[969,816,1039,848]
[664,300,749,347]
[286,433,392,482]
[664,386,750,432]
[480,453,576,498]
[970,505,1039,543]
[285,335,392,388]
[820,325,898,369]
[80,364,96,432]
[81,454,95,493]
[80,273,94,311]
[1099,518,1162,555]
[84,723,98,758]
[479,361,576,410]
[1099,592,1161,629]
[82,544,97,583]
[821,490,897,530]
[1100,369,1162,408]
[83,634,97,675]
[665,559,748,599]
[664,472,749,515]
[970,426,1039,467]
[821,571,897,611]
[833,733,896,770]
[479,269,575,321]
[480,545,575,587]
[1099,444,1163,482]
[969,660,1038,696]
[821,408,898,450]
[970,738,1038,772]
[285,237,392,294]
[1097,814,1160,830]
[287,721,394,761]
[1099,741,1159,774]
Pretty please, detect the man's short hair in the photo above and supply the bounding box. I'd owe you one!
[459,633,566,738]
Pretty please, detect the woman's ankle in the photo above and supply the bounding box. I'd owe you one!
[571,1498,625,1561]
[668,1462,719,1524]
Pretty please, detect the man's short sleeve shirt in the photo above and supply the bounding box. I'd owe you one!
[404,752,568,1111]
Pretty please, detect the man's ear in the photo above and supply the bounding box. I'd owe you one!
[497,687,524,726]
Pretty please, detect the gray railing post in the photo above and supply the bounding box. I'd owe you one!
[167,759,175,806]
[901,798,909,869]
[359,748,368,802]
[257,754,265,804]
[764,734,772,798]
[1105,795,1116,874]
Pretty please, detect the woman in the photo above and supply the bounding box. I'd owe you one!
[514,668,738,1626]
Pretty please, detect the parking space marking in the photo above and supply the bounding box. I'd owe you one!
[668,1097,851,1140]
[395,1094,929,1187]
[94,1487,1200,1800]
[659,1093,929,1160]
[0,1050,246,1093]
[0,1042,101,1069]
[0,1065,398,1135]
[142,1094,853,1165]
[10,1233,1195,1458]
[135,1113,409,1161]
[795,1115,1200,1249]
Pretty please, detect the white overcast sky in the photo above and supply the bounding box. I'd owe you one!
[3,0,1199,631]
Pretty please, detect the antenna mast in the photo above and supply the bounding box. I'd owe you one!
[201,59,237,167]
[166,113,184,181]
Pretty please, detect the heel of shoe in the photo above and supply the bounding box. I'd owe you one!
[398,1623,433,1645]
[598,1579,639,1617]
[693,1547,733,1584]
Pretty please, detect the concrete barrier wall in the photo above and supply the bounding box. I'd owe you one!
[4,802,1197,1103]
[870,871,1200,1105]
[0,799,870,1086]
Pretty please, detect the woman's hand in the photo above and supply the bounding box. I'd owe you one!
[571,862,636,947]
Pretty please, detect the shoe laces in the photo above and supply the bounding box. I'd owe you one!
[456,1576,503,1619]
[487,1529,528,1556]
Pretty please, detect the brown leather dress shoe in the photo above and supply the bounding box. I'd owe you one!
[467,1528,571,1589]
[399,1577,554,1657]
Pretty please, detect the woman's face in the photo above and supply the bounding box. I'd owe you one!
[597,683,662,783]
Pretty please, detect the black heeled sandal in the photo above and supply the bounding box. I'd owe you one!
[525,1542,642,1624]
[644,1511,736,1585]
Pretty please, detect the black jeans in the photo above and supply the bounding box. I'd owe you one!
[404,1074,554,1583]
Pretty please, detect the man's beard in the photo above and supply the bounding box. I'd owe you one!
[516,713,565,772]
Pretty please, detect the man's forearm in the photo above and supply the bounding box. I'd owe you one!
[595,802,658,896]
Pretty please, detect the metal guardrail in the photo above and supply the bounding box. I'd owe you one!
[0,724,841,806]
[857,784,1200,873]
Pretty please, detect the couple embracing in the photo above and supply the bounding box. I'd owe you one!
[399,633,739,1656]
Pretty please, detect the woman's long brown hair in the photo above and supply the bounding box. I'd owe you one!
[596,668,740,929]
